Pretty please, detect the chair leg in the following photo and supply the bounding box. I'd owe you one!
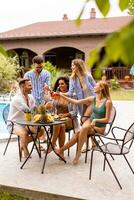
[103,153,116,171]
[67,131,71,156]
[89,150,94,180]
[3,133,12,155]
[103,154,106,171]
[85,137,89,163]
[17,136,22,162]
[103,154,122,189]
[123,155,134,174]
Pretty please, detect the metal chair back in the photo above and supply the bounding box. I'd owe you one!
[124,123,134,145]
[105,106,116,135]
[2,103,21,161]
[2,103,10,124]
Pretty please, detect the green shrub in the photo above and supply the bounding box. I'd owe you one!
[110,76,120,90]
[0,54,20,92]
[42,61,56,77]
[0,192,30,200]
[42,61,70,87]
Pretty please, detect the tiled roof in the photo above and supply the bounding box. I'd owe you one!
[0,16,133,40]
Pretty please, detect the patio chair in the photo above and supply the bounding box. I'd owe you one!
[3,104,22,161]
[89,122,134,189]
[84,106,116,163]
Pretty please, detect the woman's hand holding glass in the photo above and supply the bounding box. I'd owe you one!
[44,84,51,94]
[50,91,60,100]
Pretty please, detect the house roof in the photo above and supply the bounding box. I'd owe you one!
[0,16,133,40]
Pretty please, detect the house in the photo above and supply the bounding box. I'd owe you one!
[0,8,133,79]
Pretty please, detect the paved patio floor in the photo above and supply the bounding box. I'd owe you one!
[0,101,134,200]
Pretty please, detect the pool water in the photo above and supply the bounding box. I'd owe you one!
[0,103,8,134]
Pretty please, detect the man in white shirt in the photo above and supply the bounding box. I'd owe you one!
[8,78,45,158]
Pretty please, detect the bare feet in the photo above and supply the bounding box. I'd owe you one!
[81,142,97,153]
[81,148,87,153]
[59,152,65,161]
[72,158,79,165]
[43,146,54,154]
[56,149,66,161]
[47,144,57,154]
[24,154,32,159]
[47,147,52,154]
[20,146,31,158]
[72,154,81,165]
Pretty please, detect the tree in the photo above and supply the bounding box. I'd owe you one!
[76,0,134,78]
[128,0,134,15]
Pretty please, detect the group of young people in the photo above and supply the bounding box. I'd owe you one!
[8,55,113,164]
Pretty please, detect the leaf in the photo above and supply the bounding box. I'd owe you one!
[0,46,8,57]
[75,18,81,26]
[105,32,123,62]
[87,20,134,69]
[120,21,134,64]
[105,21,134,65]
[128,0,134,15]
[119,0,129,11]
[75,1,88,25]
[97,55,110,69]
[86,48,100,68]
[95,0,110,16]
[93,67,102,79]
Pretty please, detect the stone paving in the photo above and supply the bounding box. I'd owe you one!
[0,101,134,200]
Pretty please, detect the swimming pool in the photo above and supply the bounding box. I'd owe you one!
[0,102,8,135]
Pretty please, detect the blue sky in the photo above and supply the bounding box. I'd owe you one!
[0,0,128,33]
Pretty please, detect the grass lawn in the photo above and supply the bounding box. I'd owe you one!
[110,88,134,100]
[0,192,30,200]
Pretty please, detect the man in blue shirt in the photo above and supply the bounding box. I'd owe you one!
[24,55,50,105]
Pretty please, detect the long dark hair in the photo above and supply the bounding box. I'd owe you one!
[53,76,69,92]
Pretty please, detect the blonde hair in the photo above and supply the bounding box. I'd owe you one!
[71,58,87,78]
[99,80,110,99]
